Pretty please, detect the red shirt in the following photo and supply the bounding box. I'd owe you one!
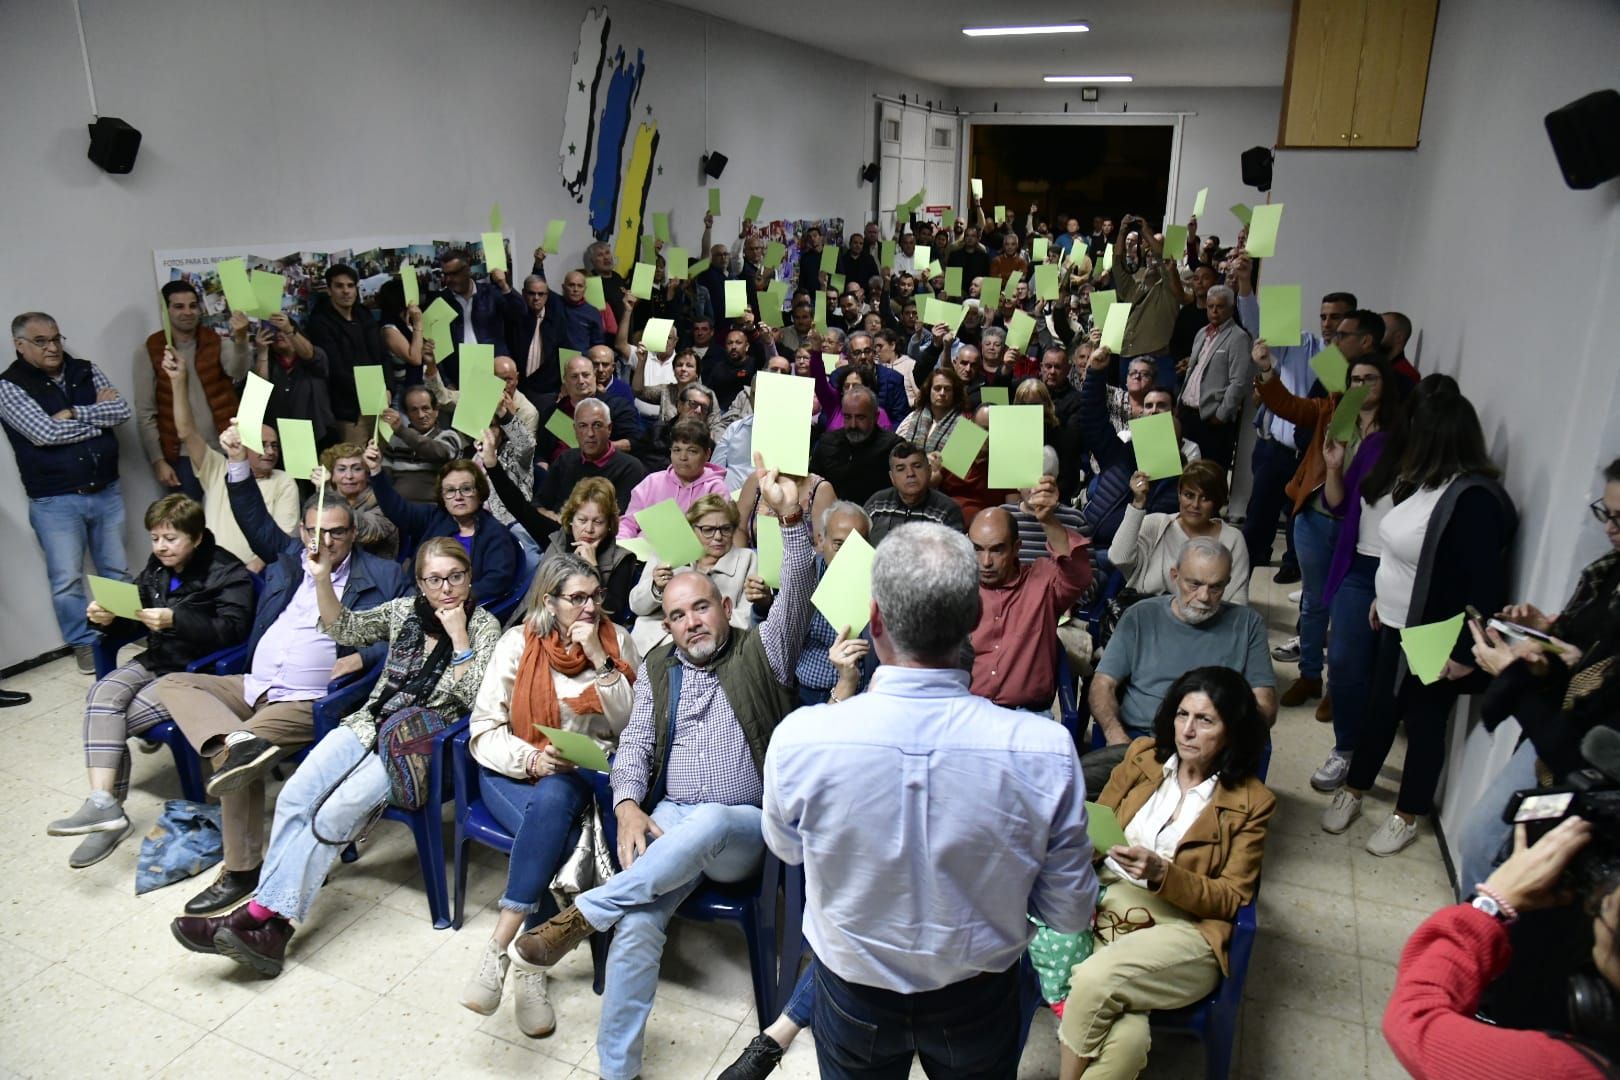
[970,530,1093,708]
[1383,904,1610,1080]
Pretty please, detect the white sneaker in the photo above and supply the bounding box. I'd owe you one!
[1321,788,1362,834]
[1366,814,1419,857]
[1310,752,1351,792]
[460,937,509,1015]
[1289,589,1304,604]
[512,965,555,1037]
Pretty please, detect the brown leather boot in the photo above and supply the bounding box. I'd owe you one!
[1316,695,1334,723]
[511,905,596,968]
[1280,676,1322,707]
[214,910,294,977]
[170,901,263,957]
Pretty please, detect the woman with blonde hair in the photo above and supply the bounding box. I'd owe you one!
[319,441,398,558]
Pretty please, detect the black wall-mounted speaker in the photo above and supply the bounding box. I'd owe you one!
[1240,146,1273,192]
[1545,90,1620,190]
[88,117,142,174]
[861,162,880,184]
[702,151,728,179]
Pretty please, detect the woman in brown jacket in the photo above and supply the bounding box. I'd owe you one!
[1060,666,1274,1080]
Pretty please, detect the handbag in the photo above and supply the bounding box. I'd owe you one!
[547,802,617,912]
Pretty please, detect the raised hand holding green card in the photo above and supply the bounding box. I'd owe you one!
[811,531,876,636]
[1328,386,1370,443]
[216,258,255,314]
[1004,309,1035,353]
[1310,345,1349,394]
[630,262,656,300]
[585,277,606,309]
[236,373,274,453]
[724,280,748,318]
[1258,284,1303,346]
[752,372,814,475]
[988,405,1043,489]
[544,408,579,449]
[1100,301,1132,353]
[939,419,988,478]
[277,418,319,480]
[1128,412,1183,480]
[1245,203,1283,258]
[482,232,508,273]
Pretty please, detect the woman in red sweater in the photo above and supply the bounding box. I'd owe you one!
[1383,816,1618,1079]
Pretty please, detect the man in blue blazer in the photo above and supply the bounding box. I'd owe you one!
[154,421,408,917]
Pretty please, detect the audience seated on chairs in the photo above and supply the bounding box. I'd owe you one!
[380,385,470,504]
[503,465,813,1080]
[630,495,756,654]
[619,418,729,537]
[538,355,640,461]
[169,537,498,975]
[896,366,972,461]
[1089,538,1275,791]
[637,383,721,474]
[48,495,254,868]
[999,446,1089,566]
[536,397,648,516]
[162,347,296,573]
[967,477,1092,712]
[150,425,408,916]
[319,442,399,559]
[459,552,640,1036]
[769,501,872,708]
[863,440,965,543]
[808,385,901,507]
[425,352,540,443]
[1109,458,1251,606]
[365,446,519,605]
[1059,667,1273,1080]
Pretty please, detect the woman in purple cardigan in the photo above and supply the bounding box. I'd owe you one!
[1311,355,1406,794]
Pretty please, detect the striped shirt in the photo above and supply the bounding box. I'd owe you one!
[0,360,130,447]
[612,519,815,808]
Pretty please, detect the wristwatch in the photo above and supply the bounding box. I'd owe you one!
[1469,892,1518,925]
[596,656,617,677]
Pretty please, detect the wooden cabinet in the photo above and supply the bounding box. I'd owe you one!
[1278,0,1440,149]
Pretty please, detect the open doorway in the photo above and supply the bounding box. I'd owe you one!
[968,123,1174,238]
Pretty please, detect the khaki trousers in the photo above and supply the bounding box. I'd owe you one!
[155,673,315,872]
[1058,879,1221,1080]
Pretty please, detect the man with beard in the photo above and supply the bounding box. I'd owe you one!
[809,385,901,507]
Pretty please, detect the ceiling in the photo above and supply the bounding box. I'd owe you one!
[664,1,1296,89]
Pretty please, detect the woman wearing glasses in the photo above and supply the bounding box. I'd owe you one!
[460,553,639,1037]
[627,495,757,654]
[169,537,499,976]
[364,443,520,605]
[1058,667,1273,1080]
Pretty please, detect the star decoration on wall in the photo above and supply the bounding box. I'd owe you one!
[568,143,577,155]
[577,79,586,91]
[656,165,664,175]
[645,104,653,116]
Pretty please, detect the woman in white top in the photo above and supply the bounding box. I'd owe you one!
[1059,666,1273,1080]
[460,552,640,1037]
[1109,458,1251,604]
[629,495,757,654]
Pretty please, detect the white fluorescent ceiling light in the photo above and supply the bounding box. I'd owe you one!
[963,23,1089,37]
[1043,74,1135,83]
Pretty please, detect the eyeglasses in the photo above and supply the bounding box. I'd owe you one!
[420,570,469,590]
[682,401,712,413]
[1590,499,1620,527]
[1095,906,1157,944]
[442,484,480,498]
[21,335,64,350]
[1347,373,1382,387]
[1127,369,1154,380]
[694,524,732,539]
[555,589,605,607]
[300,524,352,541]
[849,348,874,359]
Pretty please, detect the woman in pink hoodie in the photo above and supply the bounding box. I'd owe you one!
[617,417,730,538]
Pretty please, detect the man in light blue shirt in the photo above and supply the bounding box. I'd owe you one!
[763,522,1097,1078]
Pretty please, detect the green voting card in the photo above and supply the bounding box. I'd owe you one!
[1259,284,1303,346]
[353,366,389,415]
[1035,264,1060,301]
[811,531,875,636]
[422,296,457,329]
[935,300,967,335]
[277,418,319,481]
[545,408,580,449]
[250,270,286,319]
[236,372,274,453]
[1192,186,1209,218]
[1005,309,1035,354]
[401,265,420,308]
[651,211,670,243]
[744,194,764,222]
[1245,203,1283,258]
[635,498,705,568]
[994,204,1006,224]
[724,280,748,317]
[1101,244,1114,272]
[942,210,957,232]
[1005,269,1023,292]
[481,232,508,273]
[159,295,174,348]
[1086,802,1128,852]
[1162,224,1188,262]
[944,267,963,298]
[452,373,504,439]
[827,272,846,292]
[1090,289,1117,334]
[216,258,255,314]
[980,277,1002,313]
[752,372,814,476]
[1033,237,1049,262]
[1230,204,1252,227]
[544,218,567,253]
[489,203,502,231]
[617,537,654,562]
[630,262,656,300]
[1328,386,1370,443]
[1100,301,1133,353]
[640,235,657,263]
[665,246,688,282]
[1310,345,1349,394]
[970,177,983,198]
[925,260,943,281]
[585,277,606,309]
[914,295,932,326]
[988,405,1043,489]
[459,343,495,381]
[821,246,841,280]
[765,240,786,269]
[759,287,785,328]
[687,258,710,280]
[821,353,841,375]
[755,515,784,589]
[1129,412,1183,480]
[88,575,142,620]
[979,386,1009,407]
[642,317,674,353]
[708,188,723,217]
[536,726,611,772]
[813,293,828,333]
[427,317,456,366]
[939,418,988,478]
[879,240,895,270]
[1400,614,1466,685]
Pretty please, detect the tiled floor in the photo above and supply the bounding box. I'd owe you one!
[0,566,1451,1078]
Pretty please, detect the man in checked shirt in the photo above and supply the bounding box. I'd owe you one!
[510,455,816,1080]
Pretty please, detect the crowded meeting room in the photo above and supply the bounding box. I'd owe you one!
[4,0,1620,1076]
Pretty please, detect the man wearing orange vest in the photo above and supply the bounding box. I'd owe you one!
[135,280,251,499]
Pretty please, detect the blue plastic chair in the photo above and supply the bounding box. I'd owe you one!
[485,530,541,625]
[1055,646,1082,749]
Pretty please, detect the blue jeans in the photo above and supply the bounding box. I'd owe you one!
[1240,438,1302,569]
[256,727,389,923]
[577,800,764,1080]
[480,769,592,916]
[1326,554,1379,754]
[1291,509,1338,680]
[812,959,1026,1079]
[1455,739,1540,897]
[28,483,129,647]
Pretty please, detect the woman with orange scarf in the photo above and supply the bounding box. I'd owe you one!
[460,552,640,1038]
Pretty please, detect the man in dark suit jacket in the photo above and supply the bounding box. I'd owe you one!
[515,273,567,401]
[1177,285,1254,470]
[426,253,525,384]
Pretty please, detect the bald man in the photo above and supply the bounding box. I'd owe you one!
[537,354,640,461]
[968,478,1093,710]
